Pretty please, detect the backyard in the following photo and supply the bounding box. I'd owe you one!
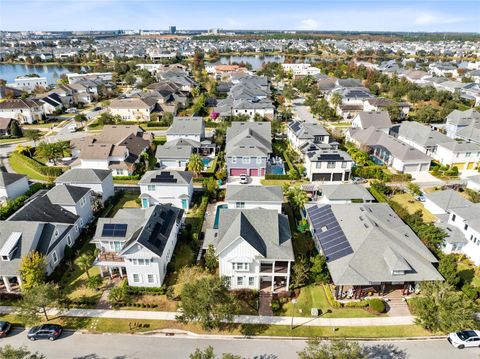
[391,192,437,223]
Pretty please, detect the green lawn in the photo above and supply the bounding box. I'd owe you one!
[8,154,50,181]
[458,261,480,288]
[391,193,437,223]
[105,191,140,217]
[171,242,195,272]
[0,137,27,144]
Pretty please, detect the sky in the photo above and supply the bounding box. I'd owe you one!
[1,0,479,33]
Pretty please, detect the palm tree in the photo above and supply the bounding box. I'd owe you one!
[287,187,308,214]
[330,92,343,109]
[23,129,41,145]
[75,250,98,280]
[35,141,58,164]
[14,144,33,156]
[187,153,205,177]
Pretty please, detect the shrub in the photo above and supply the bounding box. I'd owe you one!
[344,300,369,308]
[265,174,291,180]
[112,175,140,180]
[462,284,480,301]
[323,285,343,308]
[10,152,64,177]
[271,299,281,312]
[367,298,386,313]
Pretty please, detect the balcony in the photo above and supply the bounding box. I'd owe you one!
[259,261,289,274]
[94,251,125,266]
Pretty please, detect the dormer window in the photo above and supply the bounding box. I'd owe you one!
[392,270,405,275]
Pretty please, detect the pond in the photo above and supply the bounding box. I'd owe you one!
[0,64,91,84]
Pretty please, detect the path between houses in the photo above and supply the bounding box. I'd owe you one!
[0,306,414,327]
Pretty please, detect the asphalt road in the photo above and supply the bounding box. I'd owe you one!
[1,330,478,359]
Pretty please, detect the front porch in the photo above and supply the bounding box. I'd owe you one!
[259,260,291,293]
[333,282,417,300]
[0,275,21,293]
[94,251,127,279]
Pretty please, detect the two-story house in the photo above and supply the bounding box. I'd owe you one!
[286,120,330,150]
[109,97,158,122]
[0,172,29,201]
[304,148,353,182]
[55,168,115,203]
[352,111,392,133]
[0,99,45,124]
[225,185,283,213]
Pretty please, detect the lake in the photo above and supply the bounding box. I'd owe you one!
[0,64,90,85]
[208,55,323,70]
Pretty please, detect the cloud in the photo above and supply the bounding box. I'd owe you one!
[414,13,466,26]
[298,18,319,30]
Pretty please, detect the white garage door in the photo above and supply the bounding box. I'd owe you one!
[419,163,430,172]
[403,164,419,173]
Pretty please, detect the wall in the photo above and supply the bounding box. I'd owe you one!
[4,177,29,200]
[140,183,192,209]
[226,200,282,213]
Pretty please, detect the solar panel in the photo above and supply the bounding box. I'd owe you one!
[307,205,353,262]
[102,223,128,237]
[151,172,178,184]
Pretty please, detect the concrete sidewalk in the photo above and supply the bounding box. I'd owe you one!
[0,306,414,327]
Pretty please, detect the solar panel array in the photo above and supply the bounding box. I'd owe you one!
[151,172,178,184]
[307,205,353,262]
[102,223,128,237]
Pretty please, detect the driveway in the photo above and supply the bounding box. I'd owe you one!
[410,171,444,187]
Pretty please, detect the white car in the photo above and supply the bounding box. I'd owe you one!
[448,329,480,349]
[239,174,249,184]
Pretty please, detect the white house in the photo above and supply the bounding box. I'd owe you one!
[92,204,184,287]
[55,168,115,203]
[203,208,294,292]
[435,141,480,171]
[8,76,48,92]
[0,172,29,201]
[286,120,330,150]
[467,175,480,192]
[0,99,45,124]
[166,116,205,142]
[317,184,375,204]
[351,111,392,132]
[281,63,321,77]
[225,185,283,213]
[138,170,193,210]
[304,148,353,182]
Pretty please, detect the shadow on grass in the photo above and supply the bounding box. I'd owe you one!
[73,355,127,359]
[458,268,475,285]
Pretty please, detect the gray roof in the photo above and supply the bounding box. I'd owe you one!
[0,172,27,187]
[46,184,90,205]
[467,175,480,185]
[55,168,111,184]
[205,208,294,261]
[155,145,193,160]
[437,140,480,152]
[166,117,204,136]
[355,111,392,130]
[397,121,452,148]
[424,189,471,212]
[446,109,480,126]
[225,185,283,203]
[435,221,468,246]
[288,120,329,140]
[226,122,272,157]
[139,170,193,185]
[320,184,374,202]
[306,203,443,285]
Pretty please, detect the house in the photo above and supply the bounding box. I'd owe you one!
[0,117,19,136]
[109,97,157,122]
[351,111,392,132]
[0,99,45,124]
[0,185,93,291]
[70,125,152,176]
[155,141,195,170]
[317,184,374,204]
[39,93,64,114]
[203,208,294,292]
[346,127,431,173]
[467,175,480,192]
[281,63,321,78]
[226,122,271,177]
[225,185,283,213]
[166,117,205,142]
[66,72,113,84]
[0,172,29,201]
[445,109,480,139]
[304,148,353,182]
[8,76,48,92]
[139,170,193,210]
[92,204,184,287]
[362,98,409,119]
[435,141,480,171]
[305,203,443,299]
[55,168,114,203]
[424,189,471,216]
[286,120,330,150]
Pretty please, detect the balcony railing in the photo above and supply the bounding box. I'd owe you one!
[96,252,124,263]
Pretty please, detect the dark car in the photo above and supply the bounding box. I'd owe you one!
[93,106,101,111]
[0,321,11,337]
[27,324,62,341]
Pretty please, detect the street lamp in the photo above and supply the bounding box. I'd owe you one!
[291,298,297,331]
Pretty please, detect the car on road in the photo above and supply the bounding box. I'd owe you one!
[66,108,77,114]
[27,324,63,341]
[239,173,249,184]
[448,329,480,349]
[0,321,12,337]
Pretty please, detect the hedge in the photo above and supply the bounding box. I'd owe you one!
[113,175,140,180]
[265,174,291,180]
[10,152,64,177]
[0,183,51,220]
[367,298,386,313]
[126,285,166,295]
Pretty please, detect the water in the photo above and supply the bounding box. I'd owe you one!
[202,158,212,167]
[213,204,228,229]
[208,55,323,71]
[0,64,90,85]
[269,164,286,175]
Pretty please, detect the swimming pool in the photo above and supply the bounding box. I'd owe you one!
[370,156,385,166]
[213,204,228,229]
[270,164,285,175]
[202,158,212,167]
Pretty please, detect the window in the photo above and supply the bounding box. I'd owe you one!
[132,274,140,283]
[235,202,245,209]
[466,152,471,158]
[392,270,404,275]
[232,157,237,164]
[464,224,469,231]
[66,235,72,246]
[237,277,244,286]
[138,259,145,265]
[147,274,155,283]
[242,157,250,164]
[341,162,347,168]
[233,263,249,271]
[249,277,255,286]
[315,162,322,168]
[54,230,59,237]
[147,185,155,191]
[80,218,84,227]
[80,197,86,206]
[327,161,336,169]
[452,214,456,222]
[52,251,58,264]
[225,276,231,287]
[256,157,262,164]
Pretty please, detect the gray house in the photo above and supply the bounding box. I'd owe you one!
[0,172,29,201]
[55,168,114,203]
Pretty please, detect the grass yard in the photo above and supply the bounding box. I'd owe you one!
[391,193,437,223]
[260,179,309,186]
[171,241,195,272]
[121,294,178,312]
[8,154,50,181]
[105,191,139,217]
[0,137,28,145]
[458,260,480,288]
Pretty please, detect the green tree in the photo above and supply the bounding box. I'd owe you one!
[86,275,103,290]
[177,276,238,331]
[286,187,308,214]
[407,182,421,196]
[204,244,218,273]
[190,346,240,359]
[75,249,98,279]
[290,257,310,289]
[0,345,45,359]
[17,283,65,325]
[9,120,23,138]
[18,251,46,290]
[310,254,330,284]
[298,338,365,359]
[35,141,63,165]
[330,92,343,109]
[386,104,402,122]
[415,105,439,123]
[413,281,478,332]
[23,129,41,145]
[438,255,460,287]
[187,154,205,177]
[108,282,130,304]
[204,177,218,200]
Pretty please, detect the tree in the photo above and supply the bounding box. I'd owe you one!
[35,141,63,165]
[187,154,205,177]
[203,177,218,200]
[298,338,365,359]
[310,254,330,284]
[412,281,478,333]
[75,249,98,279]
[330,92,343,109]
[0,345,45,359]
[386,104,402,122]
[290,257,310,289]
[23,129,41,145]
[108,282,130,304]
[438,255,460,287]
[415,105,439,123]
[407,182,421,196]
[17,283,64,325]
[189,346,240,359]
[177,276,238,331]
[286,187,308,214]
[204,244,218,273]
[18,251,46,290]
[9,120,23,138]
[86,275,103,290]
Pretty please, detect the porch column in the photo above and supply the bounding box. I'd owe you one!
[108,267,113,278]
[16,275,22,289]
[119,266,124,278]
[99,267,104,278]
[2,276,11,293]
[271,275,275,292]
[286,261,291,289]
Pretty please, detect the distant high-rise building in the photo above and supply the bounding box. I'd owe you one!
[169,26,176,34]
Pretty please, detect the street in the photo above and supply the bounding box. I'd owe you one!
[0,330,478,359]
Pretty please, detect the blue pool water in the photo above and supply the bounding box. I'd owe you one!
[213,204,228,229]
[270,164,285,175]
[202,158,211,166]
[370,156,384,166]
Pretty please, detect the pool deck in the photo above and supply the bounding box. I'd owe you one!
[201,201,226,233]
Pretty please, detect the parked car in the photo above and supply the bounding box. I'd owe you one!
[66,108,77,114]
[448,330,480,349]
[0,321,11,337]
[352,177,367,184]
[93,106,101,111]
[239,173,249,184]
[27,324,63,341]
[415,194,426,202]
